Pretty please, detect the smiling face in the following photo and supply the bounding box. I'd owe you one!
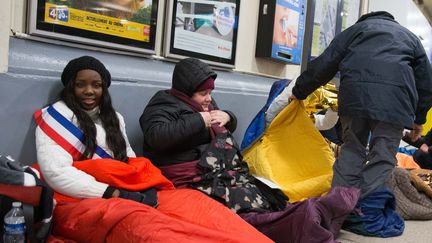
[191,89,212,111]
[74,69,103,111]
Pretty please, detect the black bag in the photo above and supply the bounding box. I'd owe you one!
[0,184,52,243]
[0,155,53,243]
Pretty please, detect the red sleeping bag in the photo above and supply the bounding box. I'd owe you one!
[42,157,272,243]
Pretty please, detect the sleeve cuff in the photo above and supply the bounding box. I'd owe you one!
[102,186,116,198]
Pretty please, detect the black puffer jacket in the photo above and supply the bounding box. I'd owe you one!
[292,11,432,128]
[139,58,237,166]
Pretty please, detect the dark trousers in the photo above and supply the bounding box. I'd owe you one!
[331,116,404,198]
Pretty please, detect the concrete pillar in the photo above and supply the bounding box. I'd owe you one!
[0,0,11,73]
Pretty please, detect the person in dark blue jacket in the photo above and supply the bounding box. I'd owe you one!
[290,11,432,198]
[403,128,432,169]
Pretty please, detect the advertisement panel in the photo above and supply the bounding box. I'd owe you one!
[270,0,306,64]
[341,0,361,31]
[29,0,159,53]
[165,0,240,67]
[310,0,339,57]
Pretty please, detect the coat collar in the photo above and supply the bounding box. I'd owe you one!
[356,11,396,24]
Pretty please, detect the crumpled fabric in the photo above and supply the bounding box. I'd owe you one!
[342,187,405,237]
[243,100,335,202]
[159,160,360,243]
[387,167,432,220]
[397,147,417,156]
[41,157,273,243]
[304,82,338,115]
[240,186,360,243]
[241,79,290,151]
[196,132,274,213]
[52,190,273,243]
[396,152,420,169]
[422,109,432,136]
[33,157,175,203]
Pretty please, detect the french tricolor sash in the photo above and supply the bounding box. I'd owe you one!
[34,105,112,160]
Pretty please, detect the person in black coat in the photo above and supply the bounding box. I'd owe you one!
[139,58,237,166]
[290,11,432,198]
[139,57,360,243]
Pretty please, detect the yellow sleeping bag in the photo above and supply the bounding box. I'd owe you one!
[423,109,432,136]
[243,100,335,202]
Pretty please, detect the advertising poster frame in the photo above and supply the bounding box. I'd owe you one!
[309,0,341,58]
[164,0,240,68]
[270,0,307,64]
[28,0,160,54]
[340,0,361,31]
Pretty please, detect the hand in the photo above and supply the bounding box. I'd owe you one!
[420,143,429,153]
[199,112,212,128]
[210,110,230,127]
[411,123,423,142]
[286,26,298,47]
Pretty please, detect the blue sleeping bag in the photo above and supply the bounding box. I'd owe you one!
[343,187,405,237]
[241,79,290,151]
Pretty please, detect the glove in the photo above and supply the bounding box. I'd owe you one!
[140,188,158,207]
[103,186,143,203]
[103,186,158,207]
[118,188,145,203]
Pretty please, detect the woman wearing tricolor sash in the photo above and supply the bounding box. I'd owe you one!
[34,56,272,243]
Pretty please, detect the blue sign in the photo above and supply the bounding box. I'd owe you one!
[57,7,69,22]
[48,6,69,22]
[271,0,306,64]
